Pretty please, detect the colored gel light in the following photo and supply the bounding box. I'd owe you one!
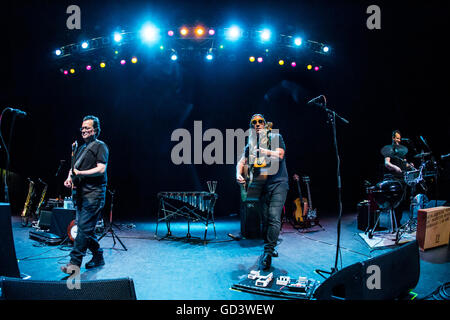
[208,29,215,35]
[307,64,312,70]
[323,46,329,53]
[63,70,68,75]
[195,27,205,36]
[278,60,284,66]
[81,42,88,49]
[100,62,106,68]
[86,65,92,70]
[294,37,302,46]
[257,57,263,63]
[70,68,75,74]
[291,62,297,67]
[314,66,320,71]
[131,57,138,63]
[114,33,122,42]
[55,49,62,56]
[168,30,174,36]
[180,28,189,36]
[120,60,126,65]
[249,56,255,62]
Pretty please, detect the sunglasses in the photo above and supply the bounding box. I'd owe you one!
[251,119,265,125]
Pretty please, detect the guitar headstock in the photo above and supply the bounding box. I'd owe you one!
[265,122,273,131]
[293,174,300,181]
[302,176,310,183]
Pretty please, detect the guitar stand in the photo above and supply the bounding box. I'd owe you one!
[98,190,127,251]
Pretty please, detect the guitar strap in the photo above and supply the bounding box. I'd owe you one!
[74,139,98,170]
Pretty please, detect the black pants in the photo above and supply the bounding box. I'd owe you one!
[70,191,105,266]
[260,184,288,255]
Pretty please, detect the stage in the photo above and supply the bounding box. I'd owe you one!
[10,211,450,300]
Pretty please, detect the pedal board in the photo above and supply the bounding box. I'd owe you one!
[29,229,62,245]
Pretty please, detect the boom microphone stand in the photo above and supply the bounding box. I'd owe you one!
[98,189,127,251]
[309,96,349,279]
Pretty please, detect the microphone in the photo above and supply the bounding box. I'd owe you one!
[442,153,450,160]
[419,135,429,148]
[9,108,27,117]
[307,95,324,105]
[401,138,410,142]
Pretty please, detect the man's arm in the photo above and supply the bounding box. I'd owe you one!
[74,163,106,177]
[385,157,402,173]
[236,155,247,184]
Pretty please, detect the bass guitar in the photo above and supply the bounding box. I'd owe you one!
[292,174,308,224]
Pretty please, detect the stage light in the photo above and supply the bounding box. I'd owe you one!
[278,60,284,66]
[120,59,126,65]
[208,29,215,35]
[140,24,159,43]
[307,64,312,70]
[260,29,271,42]
[168,30,174,36]
[180,27,189,36]
[291,62,296,67]
[159,45,164,50]
[114,50,119,55]
[63,70,68,75]
[249,56,255,62]
[81,42,89,49]
[294,37,302,46]
[131,57,138,63]
[219,44,224,49]
[225,25,242,40]
[70,68,75,74]
[206,53,213,61]
[86,65,92,70]
[113,32,123,42]
[171,53,178,61]
[55,49,62,56]
[314,66,320,71]
[195,26,205,36]
[257,57,263,63]
[100,62,106,68]
[323,46,329,53]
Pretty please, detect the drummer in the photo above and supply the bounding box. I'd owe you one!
[384,130,414,178]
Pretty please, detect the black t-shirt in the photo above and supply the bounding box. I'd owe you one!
[244,133,289,192]
[74,139,109,194]
[385,155,408,179]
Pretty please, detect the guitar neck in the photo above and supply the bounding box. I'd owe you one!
[305,183,313,209]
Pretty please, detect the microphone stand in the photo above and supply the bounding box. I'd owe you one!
[312,101,349,279]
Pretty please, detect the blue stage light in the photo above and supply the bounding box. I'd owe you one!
[171,53,178,61]
[260,29,271,42]
[113,32,123,42]
[225,25,242,41]
[81,42,89,49]
[206,53,213,61]
[323,46,329,53]
[55,49,62,56]
[294,37,302,46]
[140,24,159,43]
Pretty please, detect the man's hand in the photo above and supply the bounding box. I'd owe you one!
[73,169,81,176]
[64,177,73,188]
[236,174,246,184]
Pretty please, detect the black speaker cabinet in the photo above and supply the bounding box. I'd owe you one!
[0,203,20,278]
[50,208,76,239]
[38,210,53,230]
[313,240,420,300]
[0,276,137,300]
[357,201,380,231]
[240,201,262,239]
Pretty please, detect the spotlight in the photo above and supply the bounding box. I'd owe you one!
[131,57,138,63]
[113,32,123,42]
[260,29,271,42]
[140,24,159,43]
[206,53,213,61]
[171,53,178,61]
[195,26,205,36]
[278,60,284,66]
[55,49,62,56]
[323,46,329,53]
[307,64,312,70]
[159,45,164,50]
[100,62,106,68]
[225,25,241,40]
[291,62,297,67]
[257,57,263,63]
[86,65,92,70]
[120,59,126,65]
[81,42,89,49]
[63,70,68,75]
[249,56,255,62]
[114,50,119,55]
[294,37,302,46]
[168,30,174,36]
[314,66,320,71]
[180,27,189,36]
[70,68,75,74]
[208,29,215,35]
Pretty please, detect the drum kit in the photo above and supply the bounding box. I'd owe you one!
[366,142,439,239]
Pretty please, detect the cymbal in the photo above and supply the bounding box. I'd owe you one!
[381,144,408,158]
[414,152,431,158]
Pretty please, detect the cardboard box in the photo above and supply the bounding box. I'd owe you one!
[416,206,450,251]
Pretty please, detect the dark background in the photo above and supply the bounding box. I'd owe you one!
[1,0,449,220]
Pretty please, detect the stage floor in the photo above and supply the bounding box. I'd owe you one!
[10,212,450,300]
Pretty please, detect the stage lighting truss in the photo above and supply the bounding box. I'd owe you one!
[53,26,331,74]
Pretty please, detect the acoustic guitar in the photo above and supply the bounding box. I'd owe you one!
[292,174,308,224]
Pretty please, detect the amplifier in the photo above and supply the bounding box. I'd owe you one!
[37,210,53,230]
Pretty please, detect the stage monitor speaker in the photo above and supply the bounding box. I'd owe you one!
[240,201,261,239]
[50,207,76,239]
[313,240,420,300]
[0,276,137,300]
[0,203,21,278]
[38,210,53,230]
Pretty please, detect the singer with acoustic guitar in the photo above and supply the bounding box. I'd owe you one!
[236,114,289,270]
[61,115,109,274]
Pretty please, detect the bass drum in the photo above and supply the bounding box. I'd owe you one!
[67,220,78,242]
[370,176,405,210]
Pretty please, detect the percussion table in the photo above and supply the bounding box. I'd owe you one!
[156,191,218,242]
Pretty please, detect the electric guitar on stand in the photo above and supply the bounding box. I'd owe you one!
[292,174,308,225]
[302,176,322,229]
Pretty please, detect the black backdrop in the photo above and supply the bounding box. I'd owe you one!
[1,0,449,220]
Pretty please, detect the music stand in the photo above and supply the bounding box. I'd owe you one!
[98,189,127,251]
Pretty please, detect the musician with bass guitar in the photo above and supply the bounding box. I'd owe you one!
[236,114,289,270]
[61,115,109,274]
